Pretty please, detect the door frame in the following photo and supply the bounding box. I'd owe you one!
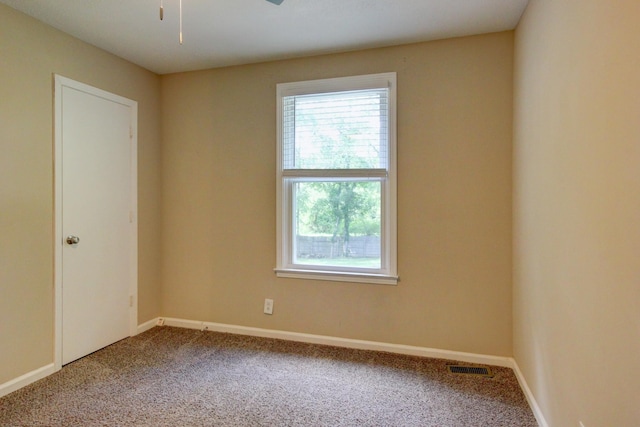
[53,74,138,370]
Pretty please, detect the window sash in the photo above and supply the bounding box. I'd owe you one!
[281,168,388,179]
[285,178,385,274]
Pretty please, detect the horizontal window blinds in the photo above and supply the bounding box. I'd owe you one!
[282,89,389,170]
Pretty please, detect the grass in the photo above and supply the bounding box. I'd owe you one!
[297,257,380,269]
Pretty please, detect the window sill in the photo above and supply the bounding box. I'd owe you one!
[274,268,398,285]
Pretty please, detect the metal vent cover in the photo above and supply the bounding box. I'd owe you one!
[447,365,494,378]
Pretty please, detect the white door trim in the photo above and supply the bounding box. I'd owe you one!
[53,74,138,370]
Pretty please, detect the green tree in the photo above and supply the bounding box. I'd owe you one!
[298,181,379,257]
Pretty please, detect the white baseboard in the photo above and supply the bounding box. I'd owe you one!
[156,317,514,368]
[137,317,159,334]
[0,363,57,398]
[511,359,549,427]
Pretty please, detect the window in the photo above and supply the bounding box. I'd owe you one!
[275,73,397,285]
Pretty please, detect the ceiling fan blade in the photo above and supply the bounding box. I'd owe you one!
[265,0,284,4]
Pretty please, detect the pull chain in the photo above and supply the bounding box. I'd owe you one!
[159,0,183,44]
[179,0,183,44]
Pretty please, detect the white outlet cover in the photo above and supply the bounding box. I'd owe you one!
[264,299,274,314]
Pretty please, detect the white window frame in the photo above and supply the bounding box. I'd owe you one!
[275,73,398,285]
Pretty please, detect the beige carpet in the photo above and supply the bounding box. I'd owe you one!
[0,327,537,426]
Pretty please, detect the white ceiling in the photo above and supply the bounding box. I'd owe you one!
[0,0,529,75]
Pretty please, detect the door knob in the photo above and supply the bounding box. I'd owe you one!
[66,235,80,245]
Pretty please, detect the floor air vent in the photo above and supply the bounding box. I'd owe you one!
[447,365,494,378]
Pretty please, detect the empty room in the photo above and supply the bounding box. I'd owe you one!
[0,0,638,426]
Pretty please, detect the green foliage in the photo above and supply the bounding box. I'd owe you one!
[296,181,380,256]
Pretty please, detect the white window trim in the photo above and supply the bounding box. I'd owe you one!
[275,72,398,285]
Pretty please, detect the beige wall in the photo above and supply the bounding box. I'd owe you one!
[161,32,514,356]
[0,4,162,384]
[513,0,640,425]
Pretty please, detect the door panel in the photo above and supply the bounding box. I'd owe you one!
[58,79,136,365]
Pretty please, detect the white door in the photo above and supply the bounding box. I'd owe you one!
[54,76,137,366]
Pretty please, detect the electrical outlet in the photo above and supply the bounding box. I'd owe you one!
[264,298,274,315]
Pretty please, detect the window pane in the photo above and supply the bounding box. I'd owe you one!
[293,181,381,269]
[283,89,389,170]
